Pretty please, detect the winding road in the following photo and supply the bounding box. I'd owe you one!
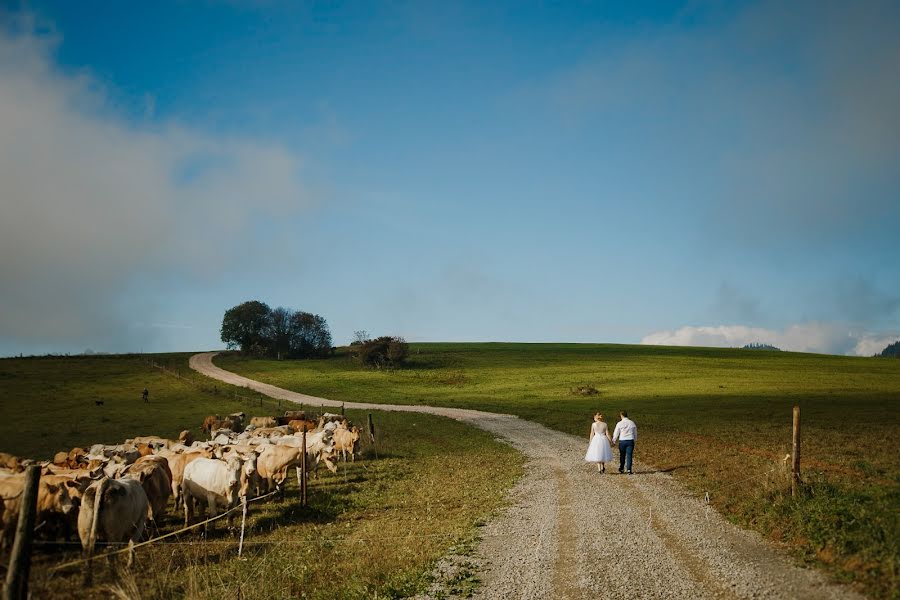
[190,352,863,599]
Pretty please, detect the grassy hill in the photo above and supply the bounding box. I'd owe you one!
[218,342,900,598]
[0,353,521,598]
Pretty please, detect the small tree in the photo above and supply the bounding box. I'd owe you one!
[220,300,273,355]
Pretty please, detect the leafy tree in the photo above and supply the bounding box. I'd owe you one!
[288,311,333,358]
[269,306,293,359]
[220,300,273,355]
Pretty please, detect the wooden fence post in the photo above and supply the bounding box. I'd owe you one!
[301,429,308,507]
[4,465,40,600]
[792,405,801,498]
[368,413,377,460]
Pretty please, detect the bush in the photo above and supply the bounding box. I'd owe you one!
[355,336,409,369]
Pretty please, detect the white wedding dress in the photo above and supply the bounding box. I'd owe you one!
[584,421,613,462]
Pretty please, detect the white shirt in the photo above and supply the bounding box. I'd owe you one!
[612,417,637,443]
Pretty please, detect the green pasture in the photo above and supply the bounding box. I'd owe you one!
[218,343,900,599]
[0,354,270,460]
[0,354,522,599]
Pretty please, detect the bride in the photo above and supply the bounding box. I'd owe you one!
[584,412,613,473]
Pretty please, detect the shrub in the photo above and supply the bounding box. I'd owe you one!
[355,336,409,369]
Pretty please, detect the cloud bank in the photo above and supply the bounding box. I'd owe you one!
[641,323,898,357]
[0,25,312,352]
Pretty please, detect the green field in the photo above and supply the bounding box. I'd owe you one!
[0,354,522,599]
[217,343,900,599]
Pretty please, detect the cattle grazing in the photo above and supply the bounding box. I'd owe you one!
[181,455,246,529]
[78,478,149,567]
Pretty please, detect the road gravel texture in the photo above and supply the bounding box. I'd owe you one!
[190,352,864,600]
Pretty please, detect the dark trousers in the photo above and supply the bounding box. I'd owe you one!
[618,440,635,472]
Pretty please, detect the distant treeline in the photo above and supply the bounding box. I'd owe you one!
[742,343,781,351]
[878,340,900,358]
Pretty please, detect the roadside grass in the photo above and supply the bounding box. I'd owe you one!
[0,354,523,599]
[218,343,900,598]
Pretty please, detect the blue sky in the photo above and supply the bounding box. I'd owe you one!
[1,1,898,356]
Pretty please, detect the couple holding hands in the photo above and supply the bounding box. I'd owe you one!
[584,411,637,474]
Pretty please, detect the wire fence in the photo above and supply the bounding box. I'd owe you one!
[145,359,302,415]
[47,488,282,573]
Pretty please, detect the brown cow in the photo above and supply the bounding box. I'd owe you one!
[124,456,172,523]
[250,416,277,428]
[0,453,23,473]
[201,414,221,435]
[288,419,317,433]
[0,474,78,552]
[178,430,195,446]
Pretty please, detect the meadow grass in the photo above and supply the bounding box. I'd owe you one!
[0,354,523,599]
[218,343,900,598]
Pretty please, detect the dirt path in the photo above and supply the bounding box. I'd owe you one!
[190,352,863,599]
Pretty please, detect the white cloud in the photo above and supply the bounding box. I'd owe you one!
[0,25,314,350]
[853,334,900,357]
[641,323,898,356]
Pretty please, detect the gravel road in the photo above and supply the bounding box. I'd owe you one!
[190,352,864,599]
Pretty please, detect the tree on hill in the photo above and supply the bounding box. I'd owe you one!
[288,311,332,358]
[220,300,273,355]
[879,340,900,357]
[220,301,332,358]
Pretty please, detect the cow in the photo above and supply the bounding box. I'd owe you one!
[228,412,247,431]
[250,416,277,428]
[0,453,23,473]
[123,456,172,524]
[254,445,304,495]
[249,426,292,439]
[288,419,317,433]
[201,415,221,436]
[181,454,246,530]
[0,473,79,553]
[77,478,149,568]
[178,430,195,446]
[156,447,213,510]
[333,426,362,462]
[268,430,337,490]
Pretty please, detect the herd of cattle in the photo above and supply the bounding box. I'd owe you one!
[0,410,363,563]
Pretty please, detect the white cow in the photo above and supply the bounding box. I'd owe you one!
[77,478,149,567]
[273,430,337,485]
[181,455,245,530]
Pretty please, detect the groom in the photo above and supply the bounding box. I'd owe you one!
[612,411,637,474]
